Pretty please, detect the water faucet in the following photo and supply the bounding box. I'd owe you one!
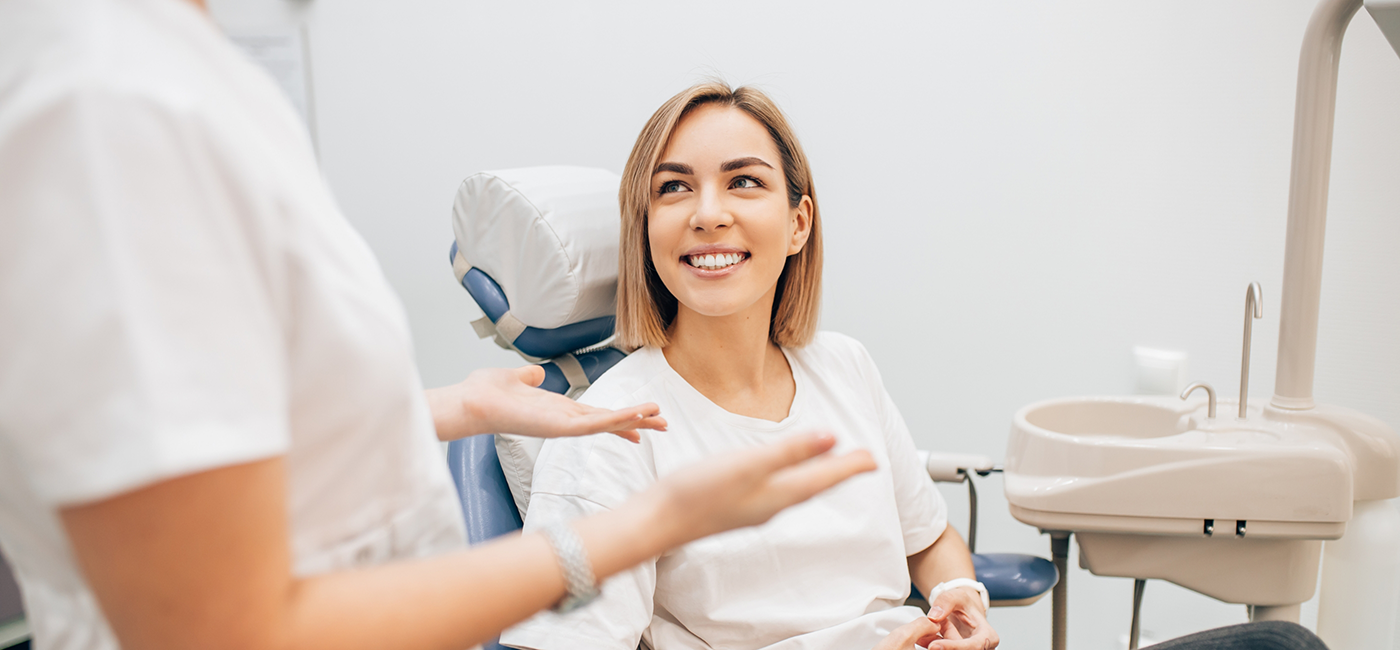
[1239,282,1263,419]
[1181,382,1217,419]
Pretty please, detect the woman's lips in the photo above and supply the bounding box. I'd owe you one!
[682,252,749,278]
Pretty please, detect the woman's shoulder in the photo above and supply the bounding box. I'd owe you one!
[794,330,879,373]
[574,346,672,409]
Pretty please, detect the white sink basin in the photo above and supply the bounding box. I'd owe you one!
[1006,396,1353,539]
[1004,395,1400,608]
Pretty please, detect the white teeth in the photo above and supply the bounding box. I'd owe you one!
[688,253,744,270]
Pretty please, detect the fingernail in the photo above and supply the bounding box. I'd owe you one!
[928,606,945,619]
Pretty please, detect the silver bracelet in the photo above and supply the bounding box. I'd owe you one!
[541,522,600,612]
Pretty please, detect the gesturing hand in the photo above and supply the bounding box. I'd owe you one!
[926,587,1000,650]
[873,617,944,650]
[651,431,877,546]
[427,366,667,442]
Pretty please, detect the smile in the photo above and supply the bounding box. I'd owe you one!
[685,252,749,271]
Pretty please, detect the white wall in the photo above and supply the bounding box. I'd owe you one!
[211,1,1400,648]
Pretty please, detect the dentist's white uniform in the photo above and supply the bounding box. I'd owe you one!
[0,0,466,647]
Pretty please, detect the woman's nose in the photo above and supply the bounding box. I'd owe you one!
[689,187,733,231]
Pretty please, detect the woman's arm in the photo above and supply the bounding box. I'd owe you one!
[60,431,873,650]
[426,365,667,443]
[908,527,1000,650]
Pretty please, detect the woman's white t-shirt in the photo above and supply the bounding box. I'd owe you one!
[0,0,466,647]
[501,332,947,650]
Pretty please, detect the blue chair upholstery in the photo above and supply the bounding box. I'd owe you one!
[447,434,523,544]
[909,552,1059,607]
[975,553,1059,606]
[446,434,525,650]
[450,243,615,360]
[537,348,627,395]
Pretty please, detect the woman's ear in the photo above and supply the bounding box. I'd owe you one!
[787,195,813,255]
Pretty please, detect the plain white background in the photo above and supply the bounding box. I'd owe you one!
[210,2,1400,648]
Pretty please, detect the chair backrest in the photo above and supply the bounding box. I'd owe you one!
[446,434,522,544]
[444,435,522,650]
[449,166,631,519]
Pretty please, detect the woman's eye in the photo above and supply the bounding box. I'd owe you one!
[658,180,686,194]
[731,176,762,189]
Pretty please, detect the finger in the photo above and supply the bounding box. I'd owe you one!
[744,431,841,476]
[567,406,664,437]
[940,618,964,640]
[594,403,661,424]
[875,617,943,650]
[900,617,943,645]
[514,364,547,388]
[610,429,642,444]
[926,592,968,623]
[950,610,979,639]
[763,449,876,504]
[928,628,994,650]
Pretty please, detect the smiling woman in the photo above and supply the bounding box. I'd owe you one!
[616,82,822,352]
[499,83,999,650]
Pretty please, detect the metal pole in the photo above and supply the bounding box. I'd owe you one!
[966,473,979,554]
[1051,532,1070,650]
[1129,579,1146,650]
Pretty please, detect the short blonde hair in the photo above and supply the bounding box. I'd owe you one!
[616,82,822,350]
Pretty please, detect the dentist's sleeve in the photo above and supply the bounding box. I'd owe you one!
[0,85,290,507]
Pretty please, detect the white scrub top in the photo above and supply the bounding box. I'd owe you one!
[0,0,466,647]
[502,332,947,650]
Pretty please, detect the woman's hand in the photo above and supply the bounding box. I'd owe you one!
[873,617,944,650]
[426,365,667,442]
[926,587,1000,650]
[639,431,877,547]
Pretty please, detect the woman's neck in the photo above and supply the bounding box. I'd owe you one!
[662,291,796,422]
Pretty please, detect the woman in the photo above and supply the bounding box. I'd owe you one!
[0,1,874,648]
[501,83,1000,650]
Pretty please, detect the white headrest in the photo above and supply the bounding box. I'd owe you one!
[450,166,621,330]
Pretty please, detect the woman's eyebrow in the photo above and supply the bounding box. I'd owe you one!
[653,162,693,175]
[720,157,774,172]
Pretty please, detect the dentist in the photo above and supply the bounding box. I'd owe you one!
[0,0,874,648]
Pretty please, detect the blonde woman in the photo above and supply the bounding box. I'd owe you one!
[502,83,1000,650]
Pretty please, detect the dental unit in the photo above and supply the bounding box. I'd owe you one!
[1004,1,1400,649]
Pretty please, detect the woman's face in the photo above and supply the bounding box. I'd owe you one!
[648,104,812,324]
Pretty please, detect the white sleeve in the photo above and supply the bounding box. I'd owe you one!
[0,89,290,506]
[500,435,658,650]
[849,338,947,555]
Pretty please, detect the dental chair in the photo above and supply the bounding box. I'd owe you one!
[443,167,1057,650]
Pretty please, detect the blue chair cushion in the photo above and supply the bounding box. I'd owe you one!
[451,243,615,360]
[974,552,1059,603]
[538,348,628,394]
[445,435,524,650]
[446,434,523,545]
[909,552,1058,605]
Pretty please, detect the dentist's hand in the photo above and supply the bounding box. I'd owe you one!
[646,431,877,547]
[926,588,999,650]
[426,365,667,443]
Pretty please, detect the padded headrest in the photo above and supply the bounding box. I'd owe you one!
[450,166,621,331]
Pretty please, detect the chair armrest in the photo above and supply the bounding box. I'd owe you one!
[918,450,996,483]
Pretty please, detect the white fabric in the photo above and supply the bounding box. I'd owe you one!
[496,433,545,517]
[0,1,466,647]
[451,166,621,330]
[501,332,947,650]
